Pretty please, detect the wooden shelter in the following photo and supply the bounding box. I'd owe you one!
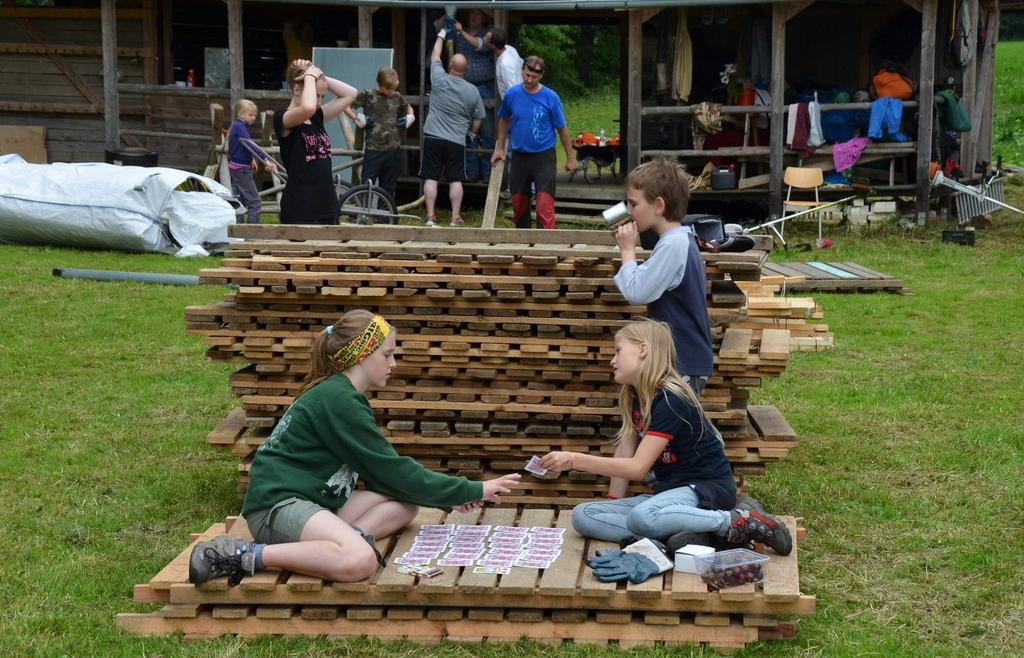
[0,0,1002,221]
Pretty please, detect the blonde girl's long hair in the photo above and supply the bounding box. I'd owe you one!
[298,309,384,398]
[614,320,722,448]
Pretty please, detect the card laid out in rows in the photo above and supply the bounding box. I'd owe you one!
[393,523,566,571]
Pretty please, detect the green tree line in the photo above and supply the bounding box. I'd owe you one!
[515,23,620,98]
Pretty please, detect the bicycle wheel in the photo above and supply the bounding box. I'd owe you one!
[337,183,397,225]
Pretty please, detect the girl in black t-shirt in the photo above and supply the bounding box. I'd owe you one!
[274,59,357,224]
[539,320,792,556]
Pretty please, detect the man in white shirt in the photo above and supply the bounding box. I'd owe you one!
[486,27,522,198]
[486,28,522,103]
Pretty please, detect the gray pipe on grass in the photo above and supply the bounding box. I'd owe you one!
[52,268,200,286]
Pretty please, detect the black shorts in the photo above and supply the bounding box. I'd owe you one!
[418,136,466,182]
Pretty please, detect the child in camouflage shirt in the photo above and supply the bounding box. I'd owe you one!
[344,67,415,205]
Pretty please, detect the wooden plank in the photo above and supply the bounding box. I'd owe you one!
[805,262,858,279]
[578,539,619,598]
[762,516,800,602]
[914,0,937,223]
[748,406,797,442]
[625,9,642,171]
[497,508,554,595]
[229,224,617,247]
[375,508,444,592]
[669,569,709,601]
[455,506,516,594]
[206,407,247,444]
[536,509,584,596]
[768,2,786,219]
[719,329,752,360]
[834,261,892,280]
[481,160,504,229]
[115,611,761,645]
[100,0,118,149]
[149,523,225,590]
[0,125,46,163]
[227,0,243,109]
[757,330,790,360]
[417,507,483,594]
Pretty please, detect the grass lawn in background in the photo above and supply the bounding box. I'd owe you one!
[3,193,1022,657]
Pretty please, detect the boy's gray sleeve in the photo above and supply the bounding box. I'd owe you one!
[612,235,689,305]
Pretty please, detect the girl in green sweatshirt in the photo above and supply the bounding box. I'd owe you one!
[189,310,521,585]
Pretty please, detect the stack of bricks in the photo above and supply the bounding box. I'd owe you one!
[188,225,810,502]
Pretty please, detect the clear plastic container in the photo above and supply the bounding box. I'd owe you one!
[695,548,770,589]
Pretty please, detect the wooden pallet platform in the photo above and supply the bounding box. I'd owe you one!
[120,507,812,649]
[762,261,910,294]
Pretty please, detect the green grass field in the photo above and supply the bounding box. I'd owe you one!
[2,46,1024,658]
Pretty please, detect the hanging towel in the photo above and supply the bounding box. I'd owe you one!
[672,10,693,101]
[692,102,722,150]
[750,16,771,86]
[786,103,816,158]
[807,98,825,148]
[832,136,871,172]
[786,103,799,145]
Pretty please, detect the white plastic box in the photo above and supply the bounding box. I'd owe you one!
[673,544,715,573]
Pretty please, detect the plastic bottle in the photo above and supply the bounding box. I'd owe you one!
[186,69,196,87]
[599,129,607,147]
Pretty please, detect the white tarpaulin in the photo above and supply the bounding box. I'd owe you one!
[0,155,240,256]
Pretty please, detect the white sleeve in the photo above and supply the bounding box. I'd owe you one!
[612,233,689,305]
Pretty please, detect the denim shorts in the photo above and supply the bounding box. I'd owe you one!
[244,497,328,544]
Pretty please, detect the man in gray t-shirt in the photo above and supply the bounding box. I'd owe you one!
[418,27,485,227]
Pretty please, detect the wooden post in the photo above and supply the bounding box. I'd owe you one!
[227,0,243,109]
[960,0,979,178]
[625,9,642,173]
[161,0,173,84]
[359,6,373,48]
[915,0,937,225]
[101,0,119,150]
[418,8,427,200]
[978,3,1000,165]
[141,0,158,84]
[969,5,997,166]
[768,3,786,220]
[392,8,405,85]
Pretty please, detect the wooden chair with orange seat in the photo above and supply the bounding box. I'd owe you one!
[783,166,825,246]
[742,166,840,250]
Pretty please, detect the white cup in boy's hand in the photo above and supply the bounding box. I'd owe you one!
[481,473,521,504]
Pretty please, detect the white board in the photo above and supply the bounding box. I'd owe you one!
[312,47,394,170]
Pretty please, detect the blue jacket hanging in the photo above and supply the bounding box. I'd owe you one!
[868,97,909,142]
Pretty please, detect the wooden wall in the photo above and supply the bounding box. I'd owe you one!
[0,5,153,163]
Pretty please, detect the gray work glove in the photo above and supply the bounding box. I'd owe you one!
[585,549,661,584]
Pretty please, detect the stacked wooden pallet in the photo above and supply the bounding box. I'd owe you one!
[761,261,911,295]
[188,225,806,497]
[732,276,834,352]
[118,506,814,650]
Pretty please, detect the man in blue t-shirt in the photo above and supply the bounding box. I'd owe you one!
[491,56,577,229]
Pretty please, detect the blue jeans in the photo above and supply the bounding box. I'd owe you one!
[571,486,731,542]
[466,83,494,180]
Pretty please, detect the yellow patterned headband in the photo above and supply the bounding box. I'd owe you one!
[329,315,391,369]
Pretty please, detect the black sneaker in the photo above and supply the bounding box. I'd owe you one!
[188,535,256,586]
[725,509,793,556]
